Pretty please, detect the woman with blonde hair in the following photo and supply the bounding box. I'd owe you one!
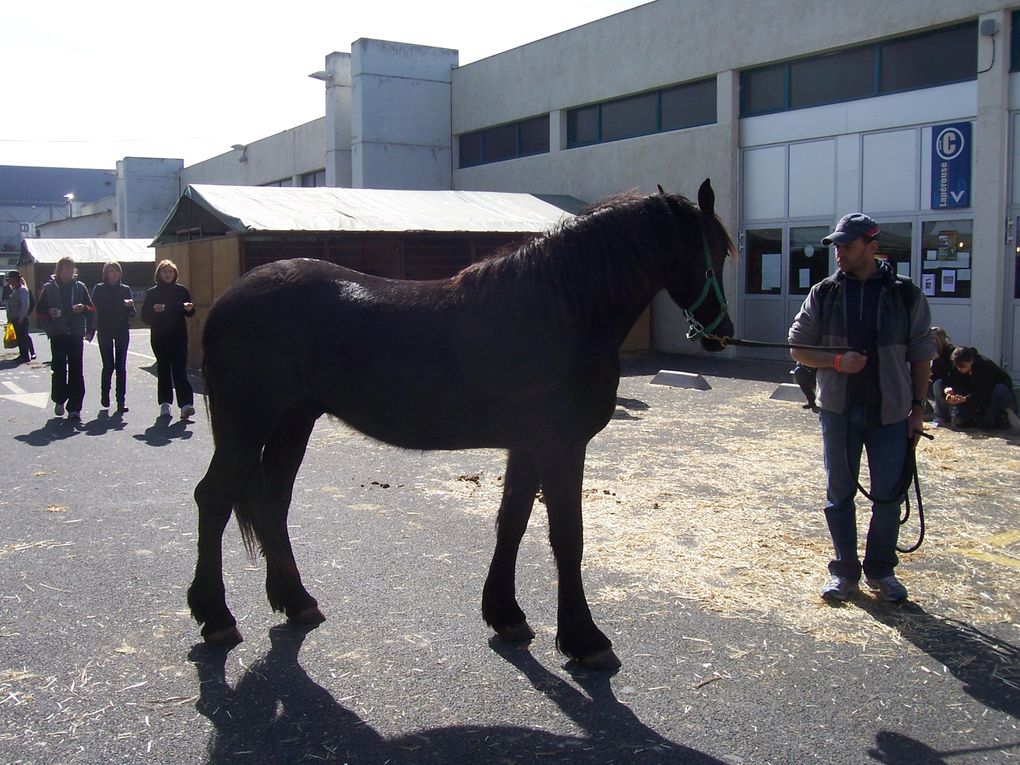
[141,259,196,419]
[91,261,135,411]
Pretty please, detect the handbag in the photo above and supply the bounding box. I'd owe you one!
[3,322,16,348]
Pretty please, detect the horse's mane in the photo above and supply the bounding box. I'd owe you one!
[454,192,704,319]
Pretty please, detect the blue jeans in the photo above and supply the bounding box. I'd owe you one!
[820,405,909,581]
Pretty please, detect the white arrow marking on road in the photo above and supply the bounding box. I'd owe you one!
[1,392,50,409]
[3,381,27,395]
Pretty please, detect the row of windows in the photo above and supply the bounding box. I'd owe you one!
[740,22,978,117]
[745,220,973,299]
[261,169,327,188]
[566,78,717,148]
[458,77,717,168]
[459,116,550,168]
[459,21,980,168]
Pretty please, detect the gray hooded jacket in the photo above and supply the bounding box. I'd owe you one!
[788,260,935,424]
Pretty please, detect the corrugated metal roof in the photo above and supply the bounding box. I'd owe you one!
[152,185,584,244]
[19,239,155,265]
[0,165,115,205]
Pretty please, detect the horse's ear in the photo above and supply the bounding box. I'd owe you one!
[656,184,666,195]
[698,179,716,218]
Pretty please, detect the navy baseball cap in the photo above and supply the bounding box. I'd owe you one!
[821,214,881,246]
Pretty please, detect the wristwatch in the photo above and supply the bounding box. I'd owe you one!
[911,398,925,409]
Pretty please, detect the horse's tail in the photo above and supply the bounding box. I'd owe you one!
[200,301,286,566]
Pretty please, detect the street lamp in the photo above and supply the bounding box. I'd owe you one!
[63,192,74,218]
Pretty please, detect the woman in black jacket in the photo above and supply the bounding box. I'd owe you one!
[91,261,135,411]
[141,259,196,419]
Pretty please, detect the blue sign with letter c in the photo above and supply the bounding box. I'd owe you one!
[931,122,971,209]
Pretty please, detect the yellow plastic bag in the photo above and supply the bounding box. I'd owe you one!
[3,322,16,349]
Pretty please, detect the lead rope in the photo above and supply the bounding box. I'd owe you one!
[697,332,927,552]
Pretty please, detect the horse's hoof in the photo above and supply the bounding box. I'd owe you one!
[495,621,535,643]
[576,648,622,672]
[288,606,326,625]
[204,625,243,646]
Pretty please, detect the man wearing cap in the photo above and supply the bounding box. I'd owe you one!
[6,271,34,363]
[788,214,935,604]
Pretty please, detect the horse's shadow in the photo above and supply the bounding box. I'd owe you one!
[855,599,1020,720]
[14,416,82,447]
[189,625,727,765]
[133,417,193,447]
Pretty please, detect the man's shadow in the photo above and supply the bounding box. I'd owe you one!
[133,416,193,447]
[855,599,1020,720]
[15,416,82,447]
[83,410,127,437]
[189,625,727,765]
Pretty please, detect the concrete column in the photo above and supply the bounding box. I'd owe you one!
[323,52,353,188]
[351,39,458,190]
[972,10,1011,360]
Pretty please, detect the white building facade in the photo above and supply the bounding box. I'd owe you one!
[446,0,1019,380]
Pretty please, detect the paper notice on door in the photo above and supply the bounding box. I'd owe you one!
[941,270,957,293]
[761,253,781,291]
[925,250,938,261]
[799,268,811,289]
[922,273,936,296]
[958,269,971,281]
[896,261,910,277]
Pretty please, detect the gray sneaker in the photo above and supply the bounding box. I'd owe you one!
[821,575,860,602]
[54,402,65,417]
[867,576,908,603]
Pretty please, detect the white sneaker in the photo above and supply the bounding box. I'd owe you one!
[160,403,172,417]
[54,402,65,417]
[180,404,196,419]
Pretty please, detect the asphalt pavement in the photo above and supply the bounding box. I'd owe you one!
[0,326,1017,765]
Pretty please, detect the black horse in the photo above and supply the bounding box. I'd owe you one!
[188,180,735,670]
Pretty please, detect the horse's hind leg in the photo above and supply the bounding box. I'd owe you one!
[541,442,619,671]
[189,446,260,645]
[259,408,324,625]
[482,449,540,642]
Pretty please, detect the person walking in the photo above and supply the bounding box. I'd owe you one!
[788,214,935,604]
[5,271,34,363]
[35,256,94,420]
[141,259,196,419]
[91,261,135,411]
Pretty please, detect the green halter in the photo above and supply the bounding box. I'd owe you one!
[683,237,730,341]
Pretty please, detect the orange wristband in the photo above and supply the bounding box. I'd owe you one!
[833,353,843,373]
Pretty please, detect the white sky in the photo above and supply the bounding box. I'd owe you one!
[0,0,650,170]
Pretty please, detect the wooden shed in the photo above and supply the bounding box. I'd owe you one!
[151,185,651,366]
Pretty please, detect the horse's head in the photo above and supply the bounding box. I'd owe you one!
[663,179,735,353]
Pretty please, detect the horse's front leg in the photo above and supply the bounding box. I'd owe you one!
[483,449,540,642]
[541,442,620,671]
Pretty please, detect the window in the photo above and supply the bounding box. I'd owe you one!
[600,92,657,142]
[301,169,326,187]
[875,222,912,278]
[745,228,783,295]
[879,24,977,94]
[921,220,972,299]
[789,226,829,295]
[740,64,785,116]
[789,47,875,109]
[458,115,550,168]
[567,106,599,147]
[661,78,717,130]
[741,22,977,117]
[566,77,717,148]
